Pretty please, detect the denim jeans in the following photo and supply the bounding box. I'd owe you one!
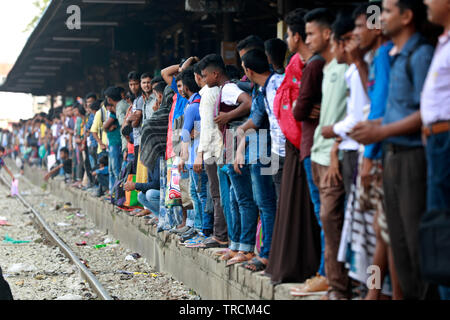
[189,169,213,234]
[137,189,160,215]
[223,164,259,252]
[157,157,182,230]
[303,156,325,276]
[425,131,450,299]
[108,145,122,192]
[250,162,277,259]
[218,165,234,248]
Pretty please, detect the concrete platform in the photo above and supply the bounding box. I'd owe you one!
[22,164,322,300]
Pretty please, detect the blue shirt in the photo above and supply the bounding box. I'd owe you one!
[171,77,189,126]
[95,166,108,175]
[248,85,271,163]
[364,41,393,160]
[181,93,201,169]
[382,33,434,147]
[86,114,97,148]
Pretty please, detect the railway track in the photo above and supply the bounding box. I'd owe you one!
[0,173,113,300]
[0,162,200,300]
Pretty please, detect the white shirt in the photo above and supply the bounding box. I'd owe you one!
[221,83,244,106]
[261,73,286,157]
[197,86,223,161]
[421,30,450,126]
[333,63,370,151]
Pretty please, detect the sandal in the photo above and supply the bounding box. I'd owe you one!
[244,257,267,272]
[226,252,255,267]
[145,217,158,225]
[214,248,229,256]
[196,237,228,249]
[220,250,238,261]
[135,209,151,217]
[127,209,143,216]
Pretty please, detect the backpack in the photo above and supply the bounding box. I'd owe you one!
[110,161,133,206]
[273,53,304,149]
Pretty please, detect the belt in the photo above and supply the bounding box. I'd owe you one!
[422,121,450,137]
[384,143,423,154]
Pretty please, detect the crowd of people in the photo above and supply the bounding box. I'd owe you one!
[1,0,449,300]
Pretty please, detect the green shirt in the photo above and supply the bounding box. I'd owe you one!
[106,112,121,146]
[311,59,348,167]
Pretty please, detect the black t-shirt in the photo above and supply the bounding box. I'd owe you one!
[57,158,72,174]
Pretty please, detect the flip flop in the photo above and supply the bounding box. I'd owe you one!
[226,252,255,267]
[220,250,237,261]
[214,248,229,256]
[127,209,143,216]
[135,210,151,217]
[196,238,228,249]
[244,257,267,272]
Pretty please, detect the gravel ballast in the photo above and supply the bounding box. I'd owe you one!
[0,170,201,300]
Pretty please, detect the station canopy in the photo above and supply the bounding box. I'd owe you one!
[0,0,367,96]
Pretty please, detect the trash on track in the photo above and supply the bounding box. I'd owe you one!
[3,234,31,244]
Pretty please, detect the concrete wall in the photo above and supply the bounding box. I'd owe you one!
[23,165,312,300]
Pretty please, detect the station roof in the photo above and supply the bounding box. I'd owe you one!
[0,0,367,96]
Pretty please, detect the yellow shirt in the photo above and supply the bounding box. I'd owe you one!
[40,123,46,138]
[90,106,109,154]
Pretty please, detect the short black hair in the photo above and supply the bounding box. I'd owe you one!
[332,13,355,41]
[225,65,240,80]
[151,75,164,85]
[242,49,270,74]
[396,0,427,29]
[175,73,183,82]
[90,99,102,111]
[285,8,308,40]
[117,87,126,95]
[180,67,200,93]
[99,155,108,167]
[60,147,69,155]
[141,72,152,81]
[193,63,202,76]
[85,92,97,101]
[0,146,4,153]
[236,35,265,52]
[125,92,136,103]
[153,81,166,95]
[128,71,140,81]
[352,1,381,20]
[104,86,122,102]
[265,38,287,68]
[198,54,226,73]
[77,104,86,116]
[304,8,336,29]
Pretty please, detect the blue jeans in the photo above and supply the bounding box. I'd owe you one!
[425,130,450,299]
[189,169,213,234]
[108,145,122,191]
[250,162,277,260]
[223,164,259,253]
[218,165,234,248]
[157,157,182,230]
[304,156,325,276]
[137,189,160,215]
